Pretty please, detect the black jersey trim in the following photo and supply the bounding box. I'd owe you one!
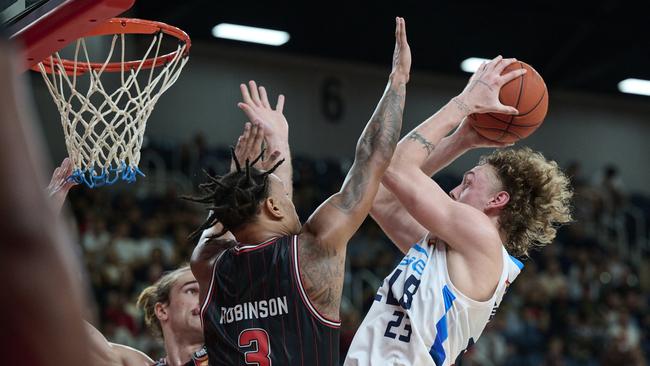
[291,235,341,328]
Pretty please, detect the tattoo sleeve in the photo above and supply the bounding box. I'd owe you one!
[299,78,406,320]
[332,81,406,211]
[407,130,436,157]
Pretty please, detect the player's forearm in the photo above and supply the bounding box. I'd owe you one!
[111,344,154,366]
[329,74,405,217]
[372,97,462,230]
[266,137,293,199]
[355,75,406,168]
[420,133,470,176]
[393,97,468,170]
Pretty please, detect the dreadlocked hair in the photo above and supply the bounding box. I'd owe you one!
[185,147,284,240]
[480,148,573,258]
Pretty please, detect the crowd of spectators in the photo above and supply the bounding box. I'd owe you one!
[67,138,650,365]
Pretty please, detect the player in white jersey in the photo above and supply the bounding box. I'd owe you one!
[345,56,573,365]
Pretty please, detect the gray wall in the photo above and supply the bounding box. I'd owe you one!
[29,41,650,193]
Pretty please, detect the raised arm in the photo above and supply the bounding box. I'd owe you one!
[371,56,523,252]
[46,157,78,213]
[237,81,292,198]
[370,111,472,252]
[382,56,525,252]
[86,322,153,366]
[372,119,513,252]
[297,17,410,319]
[0,39,90,366]
[43,162,154,366]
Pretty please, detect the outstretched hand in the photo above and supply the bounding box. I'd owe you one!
[231,121,281,172]
[391,17,411,82]
[47,157,77,213]
[456,56,526,115]
[237,81,288,144]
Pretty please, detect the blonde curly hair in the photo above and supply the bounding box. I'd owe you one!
[480,148,573,257]
[136,266,191,338]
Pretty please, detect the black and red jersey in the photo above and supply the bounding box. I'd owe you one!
[200,235,340,365]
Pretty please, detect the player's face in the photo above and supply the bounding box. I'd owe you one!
[268,174,301,233]
[167,270,203,341]
[449,164,502,211]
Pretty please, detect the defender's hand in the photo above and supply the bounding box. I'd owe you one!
[232,121,280,172]
[47,157,77,213]
[390,17,411,82]
[237,81,288,144]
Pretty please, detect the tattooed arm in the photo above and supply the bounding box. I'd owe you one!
[372,56,526,252]
[381,56,526,251]
[370,104,470,252]
[297,17,410,320]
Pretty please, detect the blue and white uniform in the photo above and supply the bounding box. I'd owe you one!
[344,235,523,366]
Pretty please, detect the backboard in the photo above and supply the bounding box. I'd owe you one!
[1,0,134,71]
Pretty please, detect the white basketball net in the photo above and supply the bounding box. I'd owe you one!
[37,31,188,188]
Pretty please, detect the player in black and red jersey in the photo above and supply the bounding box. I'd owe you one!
[186,17,410,366]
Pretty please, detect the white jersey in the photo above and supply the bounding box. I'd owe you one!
[345,235,523,366]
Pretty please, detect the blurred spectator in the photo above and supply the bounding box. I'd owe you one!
[112,221,140,265]
[539,259,568,299]
[82,215,110,254]
[139,218,174,262]
[595,164,627,214]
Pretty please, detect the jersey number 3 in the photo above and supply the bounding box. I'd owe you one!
[239,328,271,366]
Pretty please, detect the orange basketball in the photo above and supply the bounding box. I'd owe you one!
[468,61,548,143]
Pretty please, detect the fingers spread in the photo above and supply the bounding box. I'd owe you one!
[259,86,272,109]
[276,94,285,113]
[500,67,527,86]
[251,121,265,153]
[248,80,262,106]
[240,83,253,104]
[241,122,251,143]
[494,57,517,75]
[245,123,259,153]
[235,123,251,155]
[487,55,503,71]
[238,102,259,121]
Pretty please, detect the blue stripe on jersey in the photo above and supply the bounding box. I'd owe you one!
[509,255,524,270]
[413,244,429,258]
[429,285,456,366]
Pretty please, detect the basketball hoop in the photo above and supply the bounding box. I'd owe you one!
[35,18,191,188]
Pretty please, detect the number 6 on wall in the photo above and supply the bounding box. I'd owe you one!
[238,328,272,366]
